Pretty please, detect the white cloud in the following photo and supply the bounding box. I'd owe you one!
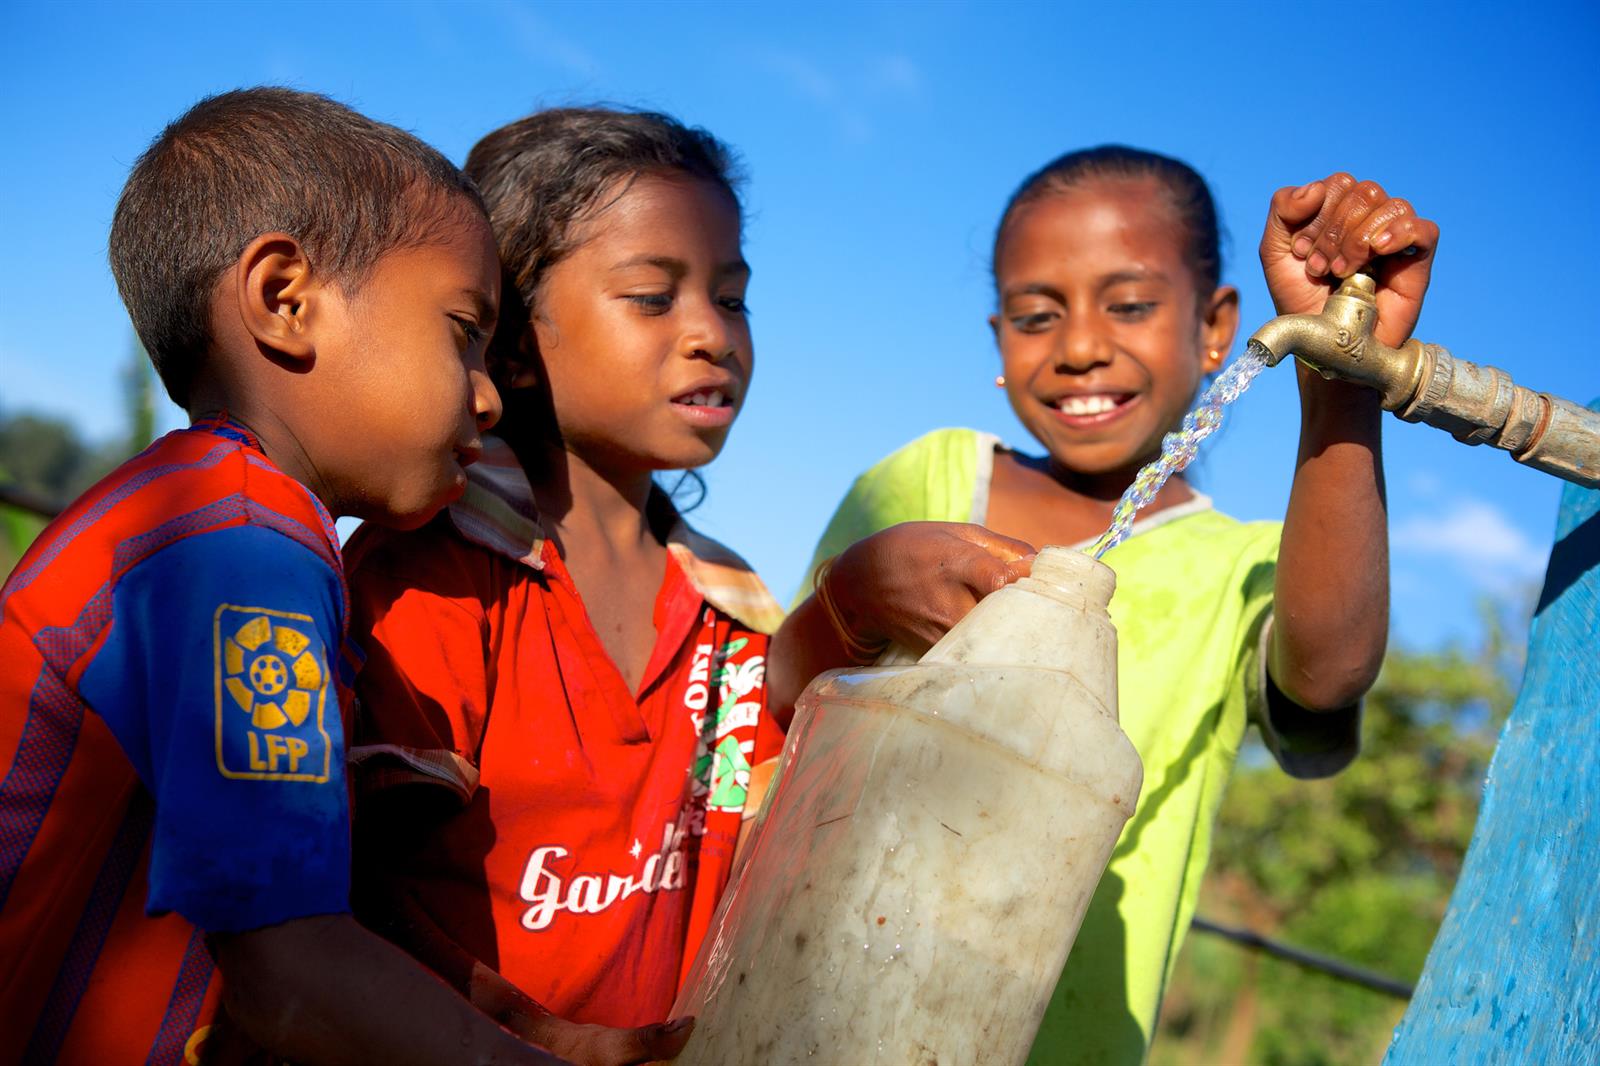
[1406,469,1442,498]
[752,48,878,143]
[873,54,922,95]
[1391,496,1546,582]
[497,1,600,77]
[760,50,839,104]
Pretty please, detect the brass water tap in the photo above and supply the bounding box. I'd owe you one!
[1249,274,1600,489]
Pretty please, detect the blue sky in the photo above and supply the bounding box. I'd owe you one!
[4,0,1597,648]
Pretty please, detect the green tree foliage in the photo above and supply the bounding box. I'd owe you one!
[1152,612,1522,1065]
[0,411,101,576]
[1,337,159,574]
[0,412,113,504]
[123,337,158,456]
[0,505,46,577]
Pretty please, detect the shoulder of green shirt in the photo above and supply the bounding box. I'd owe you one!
[793,427,985,611]
[849,426,982,521]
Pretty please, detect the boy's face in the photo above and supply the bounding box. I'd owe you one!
[312,204,503,527]
[522,173,752,476]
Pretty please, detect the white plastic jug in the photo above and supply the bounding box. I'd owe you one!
[672,546,1143,1065]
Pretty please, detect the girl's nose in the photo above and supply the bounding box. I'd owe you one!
[683,297,737,361]
[1057,316,1113,372]
[471,367,503,432]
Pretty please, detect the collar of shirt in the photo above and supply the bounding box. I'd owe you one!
[447,435,785,636]
[190,412,262,451]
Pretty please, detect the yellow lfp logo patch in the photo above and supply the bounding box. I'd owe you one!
[214,604,332,782]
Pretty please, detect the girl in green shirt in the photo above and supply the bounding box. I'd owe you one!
[801,148,1440,1063]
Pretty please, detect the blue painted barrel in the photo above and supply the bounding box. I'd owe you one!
[1386,401,1600,1065]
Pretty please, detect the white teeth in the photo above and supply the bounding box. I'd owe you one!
[678,389,727,407]
[1058,395,1119,416]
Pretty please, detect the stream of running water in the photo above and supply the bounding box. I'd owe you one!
[1088,341,1272,559]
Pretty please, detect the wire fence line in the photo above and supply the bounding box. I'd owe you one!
[1191,915,1415,999]
[0,483,62,520]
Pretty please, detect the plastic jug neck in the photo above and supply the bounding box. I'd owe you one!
[1022,546,1117,608]
[918,546,1117,679]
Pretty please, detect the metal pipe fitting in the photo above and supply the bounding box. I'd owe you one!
[1249,274,1600,489]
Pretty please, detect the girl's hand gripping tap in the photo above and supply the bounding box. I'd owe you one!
[1261,173,1440,348]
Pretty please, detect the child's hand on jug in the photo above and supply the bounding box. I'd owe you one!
[820,522,1035,657]
[1261,173,1440,348]
[504,1010,693,1066]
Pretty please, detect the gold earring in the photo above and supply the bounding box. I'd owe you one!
[1207,349,1222,365]
[995,375,1006,387]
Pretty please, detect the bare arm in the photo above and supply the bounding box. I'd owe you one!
[1271,372,1389,709]
[766,591,855,731]
[1260,173,1439,710]
[210,913,565,1066]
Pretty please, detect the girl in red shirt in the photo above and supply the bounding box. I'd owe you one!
[346,108,1034,1065]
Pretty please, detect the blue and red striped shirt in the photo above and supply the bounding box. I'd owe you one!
[0,417,356,1064]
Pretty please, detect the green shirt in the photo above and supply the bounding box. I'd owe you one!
[799,428,1356,1064]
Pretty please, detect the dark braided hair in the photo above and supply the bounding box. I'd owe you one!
[993,145,1224,304]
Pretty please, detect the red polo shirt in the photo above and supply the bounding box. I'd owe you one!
[345,439,785,1028]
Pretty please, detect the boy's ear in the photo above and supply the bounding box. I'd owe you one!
[235,232,320,362]
[1199,285,1241,369]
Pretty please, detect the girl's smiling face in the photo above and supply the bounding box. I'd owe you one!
[991,176,1237,493]
[519,172,752,476]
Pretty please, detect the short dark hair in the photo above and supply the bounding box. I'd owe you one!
[464,106,741,352]
[993,144,1224,301]
[109,87,485,407]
